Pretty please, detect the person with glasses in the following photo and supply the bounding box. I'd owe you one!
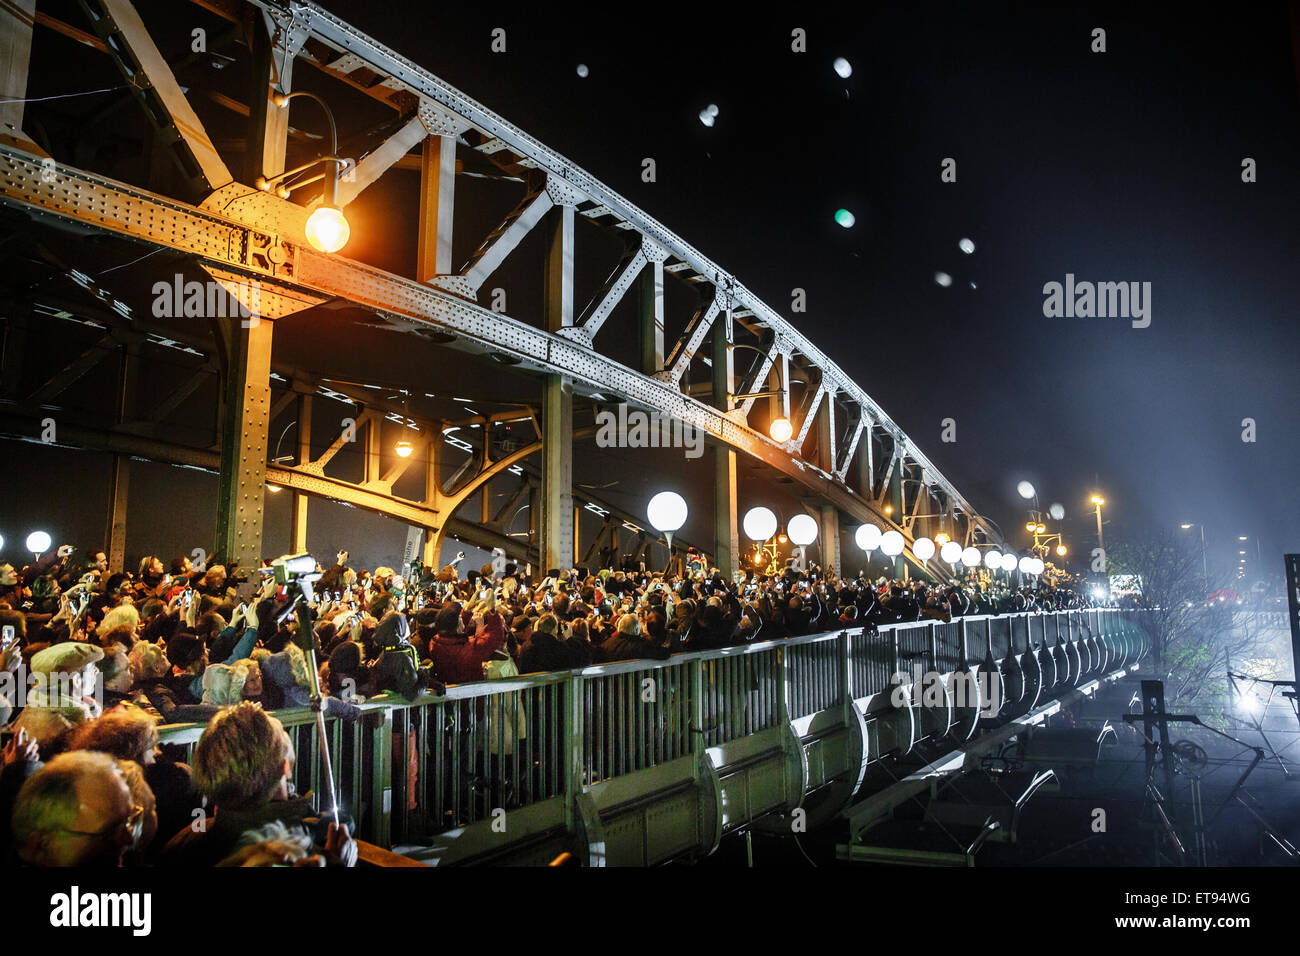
[10,751,140,867]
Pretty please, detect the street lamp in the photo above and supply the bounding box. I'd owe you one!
[728,344,791,443]
[1090,494,1105,553]
[259,91,352,254]
[395,440,414,458]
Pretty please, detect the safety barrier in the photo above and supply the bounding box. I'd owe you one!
[157,608,1151,865]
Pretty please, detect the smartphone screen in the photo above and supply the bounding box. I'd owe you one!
[1,625,14,648]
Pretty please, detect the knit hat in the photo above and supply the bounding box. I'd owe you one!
[29,641,103,675]
[434,604,462,635]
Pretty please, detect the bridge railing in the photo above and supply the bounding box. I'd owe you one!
[156,608,1150,856]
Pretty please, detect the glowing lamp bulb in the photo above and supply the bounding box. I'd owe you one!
[395,440,414,458]
[769,416,793,443]
[305,205,350,253]
[787,514,818,547]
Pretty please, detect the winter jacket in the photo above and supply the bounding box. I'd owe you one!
[428,610,505,684]
[597,633,672,663]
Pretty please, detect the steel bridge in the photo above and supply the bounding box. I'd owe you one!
[157,608,1150,865]
[0,0,1005,576]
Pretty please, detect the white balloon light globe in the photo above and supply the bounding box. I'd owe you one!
[880,530,905,557]
[787,514,818,547]
[0,534,4,552]
[1001,553,1018,572]
[1049,502,1065,521]
[26,531,51,554]
[576,63,589,78]
[646,492,688,533]
[1018,556,1033,574]
[940,540,963,565]
[855,523,881,552]
[1030,558,1045,575]
[1017,481,1035,499]
[743,507,778,542]
[833,57,852,79]
[961,547,981,568]
[984,550,1002,570]
[958,237,976,254]
[934,271,953,287]
[912,537,935,561]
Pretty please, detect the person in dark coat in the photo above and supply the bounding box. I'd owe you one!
[597,614,671,663]
[519,614,573,674]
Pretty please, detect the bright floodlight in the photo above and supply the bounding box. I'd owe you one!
[576,63,589,77]
[26,531,51,555]
[833,57,852,78]
[855,523,882,552]
[743,507,778,543]
[912,537,935,561]
[958,237,975,254]
[769,416,794,442]
[1001,553,1018,572]
[647,492,688,533]
[940,540,963,565]
[934,271,952,287]
[787,514,818,547]
[1049,502,1065,521]
[880,530,905,557]
[984,549,1002,570]
[835,208,855,228]
[305,205,350,253]
[961,547,981,568]
[1016,481,1035,499]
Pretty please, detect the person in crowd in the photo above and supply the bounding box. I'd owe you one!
[10,750,140,867]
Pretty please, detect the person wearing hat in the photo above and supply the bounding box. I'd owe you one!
[519,613,576,674]
[12,641,105,754]
[366,611,438,700]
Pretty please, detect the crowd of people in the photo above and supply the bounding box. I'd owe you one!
[0,540,1109,867]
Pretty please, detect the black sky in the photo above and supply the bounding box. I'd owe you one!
[301,0,1299,578]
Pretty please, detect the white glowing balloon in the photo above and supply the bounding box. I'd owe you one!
[646,492,688,533]
[880,530,905,557]
[1030,558,1045,575]
[940,540,963,565]
[1049,502,1065,521]
[833,57,852,78]
[1018,556,1034,574]
[984,550,1002,570]
[855,523,882,551]
[0,534,4,552]
[743,507,778,542]
[1001,553,1018,572]
[935,271,952,287]
[576,63,589,78]
[26,531,51,554]
[1017,481,1035,499]
[912,537,935,561]
[698,108,715,127]
[787,513,818,547]
[958,237,976,254]
[961,547,981,568]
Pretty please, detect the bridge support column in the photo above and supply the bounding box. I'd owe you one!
[888,459,904,578]
[541,204,575,572]
[640,258,665,376]
[416,134,456,281]
[820,504,840,576]
[0,0,41,153]
[215,320,273,576]
[105,343,137,573]
[246,9,304,184]
[711,308,737,576]
[291,394,312,553]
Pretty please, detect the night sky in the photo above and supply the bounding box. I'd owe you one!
[304,0,1300,579]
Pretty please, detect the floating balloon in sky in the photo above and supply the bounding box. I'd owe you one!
[576,63,589,78]
[835,208,855,228]
[958,237,976,254]
[833,57,852,78]
[698,103,719,127]
[935,271,952,287]
[1049,502,1065,520]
